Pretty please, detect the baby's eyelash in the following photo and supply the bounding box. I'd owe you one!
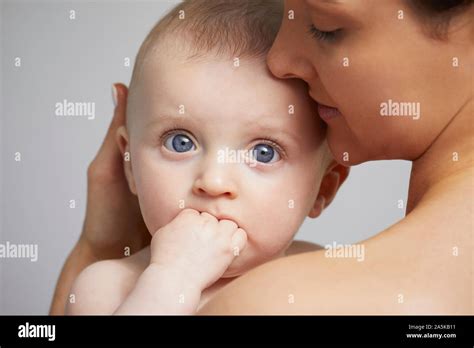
[256,136,287,159]
[159,126,189,139]
[158,128,287,158]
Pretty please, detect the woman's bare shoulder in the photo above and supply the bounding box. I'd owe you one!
[197,227,469,315]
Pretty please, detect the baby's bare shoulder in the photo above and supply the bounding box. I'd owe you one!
[66,246,150,314]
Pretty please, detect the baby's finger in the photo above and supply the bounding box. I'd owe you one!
[218,219,238,234]
[199,212,218,223]
[177,208,199,218]
[231,228,247,255]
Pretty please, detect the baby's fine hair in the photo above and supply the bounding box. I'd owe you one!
[129,0,283,91]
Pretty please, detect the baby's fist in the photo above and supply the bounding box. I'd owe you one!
[150,209,247,290]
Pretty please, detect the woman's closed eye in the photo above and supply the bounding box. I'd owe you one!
[307,24,341,43]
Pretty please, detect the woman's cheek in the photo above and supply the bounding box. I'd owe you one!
[320,58,394,160]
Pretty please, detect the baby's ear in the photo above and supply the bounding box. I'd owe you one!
[308,161,350,218]
[116,126,137,195]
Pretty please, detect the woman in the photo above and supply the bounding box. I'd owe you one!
[50,0,472,314]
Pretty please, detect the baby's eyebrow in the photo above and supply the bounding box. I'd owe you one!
[143,113,300,144]
[243,117,300,144]
[143,114,199,128]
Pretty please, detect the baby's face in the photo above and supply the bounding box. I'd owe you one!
[127,51,327,277]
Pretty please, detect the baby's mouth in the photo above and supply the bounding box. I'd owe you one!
[215,214,239,225]
[198,210,240,227]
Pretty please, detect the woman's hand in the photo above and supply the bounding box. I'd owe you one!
[50,83,150,314]
[82,83,150,257]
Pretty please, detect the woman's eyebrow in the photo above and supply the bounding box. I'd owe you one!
[307,0,347,9]
[306,0,353,16]
[306,0,361,24]
[322,0,345,4]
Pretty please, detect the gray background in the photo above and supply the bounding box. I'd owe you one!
[0,0,411,314]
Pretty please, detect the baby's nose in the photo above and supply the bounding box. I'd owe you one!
[192,160,238,199]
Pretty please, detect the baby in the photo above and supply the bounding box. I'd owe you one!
[66,0,346,314]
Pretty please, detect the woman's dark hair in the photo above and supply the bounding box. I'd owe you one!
[408,0,472,39]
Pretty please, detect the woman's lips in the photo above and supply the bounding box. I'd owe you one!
[317,103,342,121]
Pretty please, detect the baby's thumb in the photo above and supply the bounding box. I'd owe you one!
[231,228,247,257]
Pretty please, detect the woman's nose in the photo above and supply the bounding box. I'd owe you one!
[192,161,238,199]
[267,51,294,79]
[267,45,317,82]
[267,23,317,82]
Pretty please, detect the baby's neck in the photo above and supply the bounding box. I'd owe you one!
[408,98,473,213]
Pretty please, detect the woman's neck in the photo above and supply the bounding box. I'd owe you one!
[407,98,473,213]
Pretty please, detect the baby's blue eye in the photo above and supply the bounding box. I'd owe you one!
[164,133,196,153]
[253,143,280,163]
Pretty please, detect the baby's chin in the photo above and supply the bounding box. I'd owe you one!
[220,253,254,278]
[221,250,282,278]
[221,266,250,278]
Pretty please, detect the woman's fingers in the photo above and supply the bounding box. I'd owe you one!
[82,83,150,253]
[100,83,128,155]
[88,83,129,182]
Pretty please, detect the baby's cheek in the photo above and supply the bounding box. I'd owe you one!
[244,199,298,256]
[251,212,299,255]
[224,215,298,277]
[139,188,177,235]
[255,187,316,259]
[133,155,188,235]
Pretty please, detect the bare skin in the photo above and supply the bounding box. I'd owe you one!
[65,50,345,315]
[51,0,472,315]
[50,81,340,315]
[49,84,151,315]
[52,85,472,315]
[197,102,473,314]
[196,0,473,314]
[65,240,321,314]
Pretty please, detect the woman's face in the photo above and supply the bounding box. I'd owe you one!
[268,0,472,165]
